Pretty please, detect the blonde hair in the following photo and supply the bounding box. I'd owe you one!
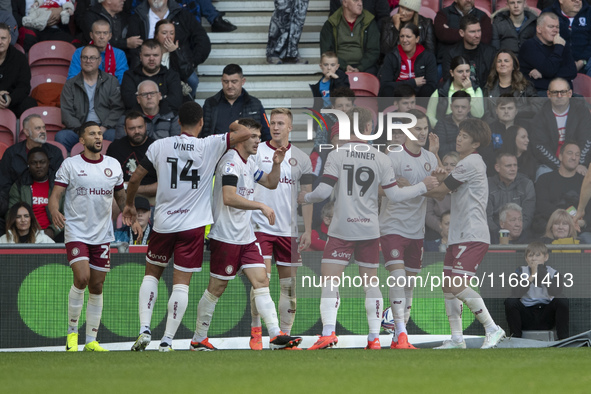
[544,209,577,239]
[270,108,293,124]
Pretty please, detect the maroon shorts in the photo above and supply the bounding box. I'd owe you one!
[209,239,266,280]
[66,242,111,272]
[255,232,302,266]
[145,227,205,272]
[380,234,423,273]
[322,237,380,268]
[443,242,489,277]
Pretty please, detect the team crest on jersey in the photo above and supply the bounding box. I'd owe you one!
[225,265,233,275]
[424,163,432,171]
[224,162,235,174]
[104,168,113,177]
[76,187,87,196]
[71,247,80,256]
[390,249,400,258]
[580,17,586,26]
[289,158,298,166]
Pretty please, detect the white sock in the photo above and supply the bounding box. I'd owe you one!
[365,286,382,341]
[444,292,464,342]
[162,284,189,341]
[320,283,340,337]
[455,287,497,333]
[253,287,281,338]
[67,285,84,334]
[86,293,103,343]
[279,277,297,335]
[249,287,261,328]
[389,269,406,339]
[193,289,219,343]
[404,282,415,325]
[138,275,159,335]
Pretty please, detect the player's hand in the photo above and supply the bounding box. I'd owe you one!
[397,176,411,187]
[299,231,311,252]
[428,133,439,154]
[422,176,439,191]
[131,221,143,243]
[122,205,137,226]
[297,190,308,205]
[574,210,585,231]
[260,204,276,226]
[576,164,588,177]
[51,210,66,230]
[273,146,287,165]
[431,167,448,182]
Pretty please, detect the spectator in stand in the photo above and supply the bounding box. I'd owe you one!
[491,0,537,53]
[0,22,36,117]
[200,63,270,140]
[121,40,183,114]
[434,0,492,65]
[424,152,457,249]
[380,0,435,55]
[329,0,390,29]
[0,10,18,45]
[442,14,496,90]
[432,91,472,157]
[539,209,580,249]
[320,0,380,75]
[68,20,128,84]
[115,196,152,245]
[312,86,355,148]
[8,147,64,241]
[425,211,451,252]
[487,152,535,236]
[534,142,591,242]
[310,51,350,109]
[530,78,591,178]
[310,201,333,251]
[427,56,484,127]
[491,203,531,244]
[266,0,309,64]
[501,125,538,181]
[80,0,134,53]
[518,12,577,94]
[545,0,591,77]
[115,80,180,140]
[154,19,199,99]
[57,44,125,152]
[0,202,54,243]
[378,22,437,98]
[126,0,211,72]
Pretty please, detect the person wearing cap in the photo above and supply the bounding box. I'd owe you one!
[380,0,435,56]
[115,196,152,245]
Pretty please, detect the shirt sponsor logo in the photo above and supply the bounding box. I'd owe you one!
[263,156,272,164]
[279,176,295,185]
[32,197,49,204]
[76,187,87,196]
[346,217,371,223]
[147,250,167,261]
[89,188,113,195]
[238,187,254,197]
[331,250,352,260]
[166,208,190,216]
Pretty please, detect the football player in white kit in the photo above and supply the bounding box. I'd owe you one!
[379,109,439,349]
[49,121,136,352]
[122,102,251,351]
[191,118,303,350]
[298,108,439,350]
[248,108,314,350]
[425,118,506,349]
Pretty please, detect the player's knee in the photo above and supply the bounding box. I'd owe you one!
[207,280,228,298]
[88,282,104,295]
[74,274,90,289]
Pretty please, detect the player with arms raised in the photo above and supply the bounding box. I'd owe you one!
[426,118,506,349]
[379,109,440,349]
[123,102,250,351]
[248,108,314,350]
[49,121,134,352]
[298,108,439,350]
[191,118,303,350]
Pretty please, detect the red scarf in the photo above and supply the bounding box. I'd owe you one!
[396,43,424,81]
[90,41,116,76]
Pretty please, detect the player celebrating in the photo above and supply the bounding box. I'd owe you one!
[298,108,439,350]
[191,118,303,351]
[122,102,250,352]
[426,118,506,349]
[249,108,314,350]
[49,121,134,352]
[379,109,439,349]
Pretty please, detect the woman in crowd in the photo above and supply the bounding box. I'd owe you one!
[539,209,579,252]
[378,23,437,98]
[380,0,435,55]
[0,202,54,244]
[501,125,538,181]
[427,56,484,126]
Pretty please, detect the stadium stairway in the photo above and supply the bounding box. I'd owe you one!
[199,0,330,144]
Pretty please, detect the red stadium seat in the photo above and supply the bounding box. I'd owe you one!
[19,107,64,142]
[70,140,111,156]
[30,74,67,91]
[422,0,442,12]
[0,141,9,159]
[46,140,68,159]
[28,41,76,78]
[346,72,380,97]
[573,74,591,105]
[0,108,17,146]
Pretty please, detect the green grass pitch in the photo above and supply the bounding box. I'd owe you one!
[1,348,590,393]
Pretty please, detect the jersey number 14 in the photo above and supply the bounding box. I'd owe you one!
[167,157,200,189]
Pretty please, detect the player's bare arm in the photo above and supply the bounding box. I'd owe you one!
[428,133,443,168]
[228,121,252,147]
[137,182,158,197]
[299,183,313,251]
[122,165,148,226]
[575,163,591,224]
[115,188,144,240]
[257,146,287,189]
[48,184,67,230]
[222,184,276,225]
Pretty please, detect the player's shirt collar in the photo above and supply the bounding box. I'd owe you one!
[231,148,248,164]
[402,144,421,158]
[81,153,103,163]
[266,140,291,151]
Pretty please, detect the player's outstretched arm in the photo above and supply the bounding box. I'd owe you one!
[428,133,443,168]
[575,163,591,224]
[299,183,313,251]
[298,182,333,204]
[423,181,452,201]
[383,177,435,203]
[228,121,252,147]
[122,165,148,226]
[48,184,66,230]
[258,146,287,189]
[222,184,276,225]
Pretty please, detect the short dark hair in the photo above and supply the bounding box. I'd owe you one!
[393,85,416,101]
[125,110,145,126]
[222,64,243,77]
[141,39,162,51]
[559,140,580,156]
[237,117,262,130]
[331,87,355,106]
[407,108,427,122]
[82,44,101,57]
[178,102,203,127]
[77,121,101,137]
[496,94,517,108]
[0,23,10,35]
[27,146,48,160]
[460,14,480,31]
[459,118,491,148]
[451,90,471,103]
[400,22,419,37]
[525,241,548,257]
[495,151,517,164]
[450,56,470,71]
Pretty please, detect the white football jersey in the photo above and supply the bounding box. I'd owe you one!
[380,145,438,239]
[145,132,229,233]
[54,154,124,244]
[252,142,313,237]
[447,153,490,245]
[323,142,397,241]
[209,149,264,245]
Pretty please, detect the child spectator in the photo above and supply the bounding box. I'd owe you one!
[310,202,333,251]
[310,51,350,108]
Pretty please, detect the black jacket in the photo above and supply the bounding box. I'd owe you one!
[81,4,130,51]
[491,8,537,54]
[378,45,437,96]
[0,45,31,109]
[329,0,390,29]
[121,65,183,114]
[380,14,435,55]
[309,69,350,99]
[442,41,496,89]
